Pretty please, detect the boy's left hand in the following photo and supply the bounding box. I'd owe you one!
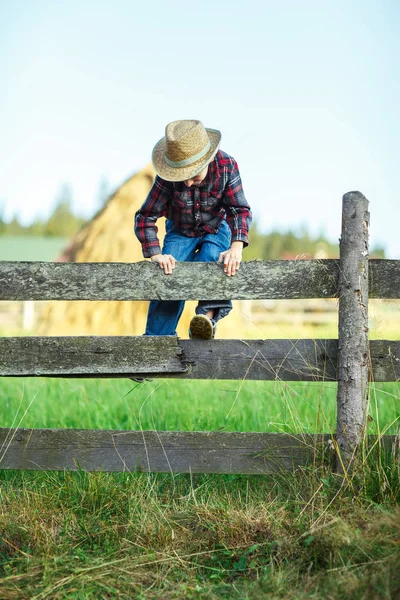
[218,241,243,277]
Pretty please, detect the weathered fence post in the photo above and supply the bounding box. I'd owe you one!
[336,191,370,471]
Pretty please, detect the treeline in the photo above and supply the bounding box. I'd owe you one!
[0,185,87,238]
[247,223,385,259]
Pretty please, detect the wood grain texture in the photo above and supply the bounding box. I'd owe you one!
[0,260,339,300]
[0,429,396,473]
[0,260,398,301]
[0,260,400,300]
[0,336,186,376]
[180,339,338,381]
[369,260,400,298]
[0,337,399,381]
[337,192,370,465]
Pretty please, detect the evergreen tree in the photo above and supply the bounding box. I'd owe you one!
[6,214,24,235]
[0,202,7,235]
[44,184,86,237]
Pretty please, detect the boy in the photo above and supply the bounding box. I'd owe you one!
[134,119,252,339]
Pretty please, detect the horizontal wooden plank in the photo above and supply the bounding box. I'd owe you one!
[0,336,186,376]
[369,260,400,298]
[0,259,398,301]
[0,260,340,300]
[368,340,400,382]
[0,429,396,473]
[1,337,399,381]
[0,337,335,380]
[180,339,339,381]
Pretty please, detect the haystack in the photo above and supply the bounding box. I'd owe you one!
[38,165,247,338]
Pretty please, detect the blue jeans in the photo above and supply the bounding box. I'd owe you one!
[145,219,233,335]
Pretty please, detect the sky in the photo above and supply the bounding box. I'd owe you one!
[0,0,399,257]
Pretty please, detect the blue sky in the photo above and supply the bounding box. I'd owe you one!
[1,0,399,257]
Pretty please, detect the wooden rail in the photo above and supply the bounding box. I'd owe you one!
[0,259,399,301]
[1,337,400,381]
[0,429,397,474]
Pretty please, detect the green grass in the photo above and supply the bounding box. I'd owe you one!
[0,377,399,436]
[0,468,399,599]
[1,378,399,598]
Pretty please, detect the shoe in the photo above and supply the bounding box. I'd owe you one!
[189,315,216,340]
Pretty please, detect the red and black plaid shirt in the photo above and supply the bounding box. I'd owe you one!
[134,150,252,258]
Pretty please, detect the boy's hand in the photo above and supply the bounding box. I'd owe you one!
[218,241,243,277]
[151,253,176,274]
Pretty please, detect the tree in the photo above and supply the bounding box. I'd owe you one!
[44,184,86,237]
[0,202,7,235]
[26,217,46,236]
[6,214,24,235]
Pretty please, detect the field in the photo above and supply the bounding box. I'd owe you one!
[0,236,68,262]
[1,375,399,599]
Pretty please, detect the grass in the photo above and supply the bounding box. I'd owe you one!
[0,466,399,599]
[0,377,399,598]
[0,378,399,435]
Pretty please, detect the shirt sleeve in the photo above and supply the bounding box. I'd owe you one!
[222,160,252,247]
[134,175,173,258]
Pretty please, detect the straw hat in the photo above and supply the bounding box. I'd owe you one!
[152,120,221,182]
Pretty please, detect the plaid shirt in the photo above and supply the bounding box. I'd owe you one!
[134,150,252,258]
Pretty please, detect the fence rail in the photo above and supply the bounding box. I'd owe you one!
[1,259,399,301]
[1,337,400,381]
[0,429,397,474]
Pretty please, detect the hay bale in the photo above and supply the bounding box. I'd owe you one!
[38,164,246,338]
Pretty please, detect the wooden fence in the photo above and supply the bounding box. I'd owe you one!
[0,191,399,473]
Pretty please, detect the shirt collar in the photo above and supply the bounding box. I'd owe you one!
[172,153,220,190]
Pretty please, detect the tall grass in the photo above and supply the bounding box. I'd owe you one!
[0,377,398,436]
[0,377,398,597]
[1,463,399,599]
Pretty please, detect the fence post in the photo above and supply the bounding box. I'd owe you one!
[336,191,370,471]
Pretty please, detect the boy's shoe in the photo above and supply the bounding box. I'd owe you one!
[189,315,216,340]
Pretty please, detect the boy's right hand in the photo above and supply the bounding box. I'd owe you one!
[151,253,176,275]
